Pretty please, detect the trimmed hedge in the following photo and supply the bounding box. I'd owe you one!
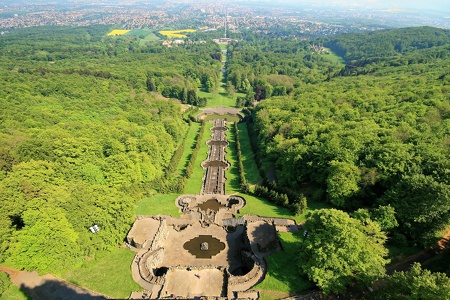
[234,122,250,193]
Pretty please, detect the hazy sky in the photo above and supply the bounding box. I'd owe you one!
[283,0,449,11]
[2,0,449,13]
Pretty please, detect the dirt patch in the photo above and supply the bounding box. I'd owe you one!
[160,268,225,298]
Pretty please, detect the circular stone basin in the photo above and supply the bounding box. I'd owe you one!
[183,235,225,259]
[207,140,228,147]
[198,198,226,212]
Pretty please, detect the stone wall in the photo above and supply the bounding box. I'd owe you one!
[149,219,169,252]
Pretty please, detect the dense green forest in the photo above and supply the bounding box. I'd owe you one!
[0,25,224,274]
[240,26,450,296]
[1,24,450,298]
[226,33,343,106]
[251,27,449,248]
[252,26,450,245]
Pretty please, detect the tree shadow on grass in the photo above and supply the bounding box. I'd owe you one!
[261,234,315,295]
[20,279,108,300]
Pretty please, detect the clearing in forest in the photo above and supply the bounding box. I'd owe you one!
[107,29,131,36]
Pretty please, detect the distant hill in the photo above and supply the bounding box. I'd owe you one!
[326,26,450,62]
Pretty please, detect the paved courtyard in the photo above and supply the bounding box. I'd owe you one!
[160,268,224,298]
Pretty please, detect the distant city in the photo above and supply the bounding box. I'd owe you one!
[0,0,449,34]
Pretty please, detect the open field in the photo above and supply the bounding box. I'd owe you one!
[159,29,196,38]
[138,32,161,46]
[198,90,239,108]
[124,29,149,36]
[107,29,130,36]
[62,247,140,299]
[323,47,345,65]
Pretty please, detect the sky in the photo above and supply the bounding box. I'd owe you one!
[1,0,449,13]
[277,0,449,12]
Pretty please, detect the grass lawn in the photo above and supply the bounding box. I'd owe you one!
[184,123,209,194]
[135,193,181,216]
[137,29,161,46]
[323,47,345,65]
[176,122,201,176]
[62,247,141,299]
[218,43,228,51]
[237,192,331,224]
[237,193,297,219]
[237,122,261,185]
[256,232,314,298]
[225,123,241,194]
[0,280,29,300]
[126,29,149,36]
[198,90,236,108]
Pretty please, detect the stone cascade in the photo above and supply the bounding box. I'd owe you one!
[126,117,298,300]
[201,119,230,195]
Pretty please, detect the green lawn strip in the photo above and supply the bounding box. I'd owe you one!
[135,193,181,216]
[198,90,236,108]
[218,43,227,51]
[225,123,241,194]
[256,231,314,296]
[0,278,28,300]
[176,122,201,175]
[237,122,261,185]
[237,193,298,220]
[62,247,140,299]
[237,192,331,224]
[184,123,209,194]
[258,290,290,300]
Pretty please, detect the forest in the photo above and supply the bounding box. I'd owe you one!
[0,25,224,275]
[211,25,450,296]
[0,24,449,298]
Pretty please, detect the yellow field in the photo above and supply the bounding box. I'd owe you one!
[159,29,196,38]
[107,30,131,36]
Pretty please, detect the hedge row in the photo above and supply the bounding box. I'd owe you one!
[184,121,205,179]
[259,180,308,216]
[234,122,250,193]
[152,121,205,194]
[246,119,265,179]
